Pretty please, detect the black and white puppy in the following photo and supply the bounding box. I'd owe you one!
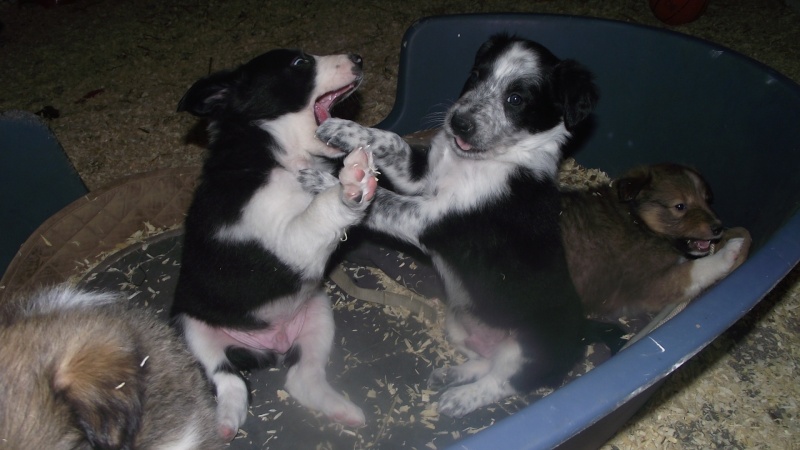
[171,49,377,440]
[0,286,220,449]
[309,34,599,417]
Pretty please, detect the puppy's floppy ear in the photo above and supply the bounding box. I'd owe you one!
[552,59,599,130]
[476,32,512,60]
[177,69,237,117]
[52,334,145,449]
[615,166,652,202]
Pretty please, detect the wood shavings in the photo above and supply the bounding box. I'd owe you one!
[276,389,290,402]
[71,199,800,449]
[559,157,611,190]
[68,222,180,286]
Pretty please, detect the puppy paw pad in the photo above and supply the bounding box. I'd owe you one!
[339,149,377,208]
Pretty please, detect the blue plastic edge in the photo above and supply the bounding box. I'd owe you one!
[371,13,800,450]
[448,212,800,450]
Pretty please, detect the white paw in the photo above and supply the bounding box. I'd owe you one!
[428,366,454,389]
[428,359,490,389]
[437,383,489,418]
[286,376,366,427]
[339,148,378,209]
[437,376,515,418]
[688,236,749,297]
[320,391,366,427]
[213,372,249,441]
[718,237,745,268]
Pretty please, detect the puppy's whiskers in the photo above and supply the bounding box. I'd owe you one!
[421,102,454,128]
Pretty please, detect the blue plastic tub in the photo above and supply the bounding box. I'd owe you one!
[376,14,800,450]
[0,111,87,276]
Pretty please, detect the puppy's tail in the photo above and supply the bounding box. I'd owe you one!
[4,285,121,322]
[581,320,627,355]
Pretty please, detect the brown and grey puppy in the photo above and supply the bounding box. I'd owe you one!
[561,163,751,318]
[0,286,221,450]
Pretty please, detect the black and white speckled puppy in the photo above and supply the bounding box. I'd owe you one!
[308,34,600,417]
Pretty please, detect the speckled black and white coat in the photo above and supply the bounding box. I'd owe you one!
[308,34,600,417]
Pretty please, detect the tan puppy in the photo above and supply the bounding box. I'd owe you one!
[0,286,221,449]
[561,163,751,318]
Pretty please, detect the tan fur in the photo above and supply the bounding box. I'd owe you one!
[0,287,221,450]
[560,163,751,317]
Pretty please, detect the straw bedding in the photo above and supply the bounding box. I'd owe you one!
[1,1,798,448]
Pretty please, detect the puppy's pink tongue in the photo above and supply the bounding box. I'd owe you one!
[455,135,472,151]
[694,240,711,251]
[314,103,330,125]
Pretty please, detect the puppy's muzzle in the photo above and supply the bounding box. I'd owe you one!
[450,113,475,139]
[348,53,363,73]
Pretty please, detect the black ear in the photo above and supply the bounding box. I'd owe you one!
[615,166,652,202]
[552,59,599,130]
[177,69,237,117]
[476,33,512,60]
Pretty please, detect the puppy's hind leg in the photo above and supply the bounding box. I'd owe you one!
[178,315,249,441]
[428,359,492,390]
[436,340,522,418]
[284,292,365,427]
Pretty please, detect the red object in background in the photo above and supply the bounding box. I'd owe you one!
[649,0,710,26]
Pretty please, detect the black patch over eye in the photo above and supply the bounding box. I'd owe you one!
[291,56,310,66]
[507,93,523,106]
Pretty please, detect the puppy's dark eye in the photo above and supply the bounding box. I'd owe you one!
[674,203,686,211]
[291,56,310,67]
[507,93,523,106]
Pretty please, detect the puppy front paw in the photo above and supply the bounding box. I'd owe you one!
[339,148,377,209]
[298,169,339,195]
[718,227,751,270]
[317,118,372,153]
[718,237,748,272]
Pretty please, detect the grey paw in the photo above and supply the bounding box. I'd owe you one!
[298,169,339,195]
[316,118,372,153]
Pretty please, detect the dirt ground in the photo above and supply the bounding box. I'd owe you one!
[1,1,799,448]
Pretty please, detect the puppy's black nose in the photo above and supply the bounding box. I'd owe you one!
[349,53,363,68]
[451,113,474,138]
[711,222,723,236]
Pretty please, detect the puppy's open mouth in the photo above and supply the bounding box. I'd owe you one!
[454,135,474,152]
[688,238,716,255]
[314,81,360,125]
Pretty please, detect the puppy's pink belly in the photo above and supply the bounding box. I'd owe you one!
[222,309,307,354]
[464,325,511,359]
